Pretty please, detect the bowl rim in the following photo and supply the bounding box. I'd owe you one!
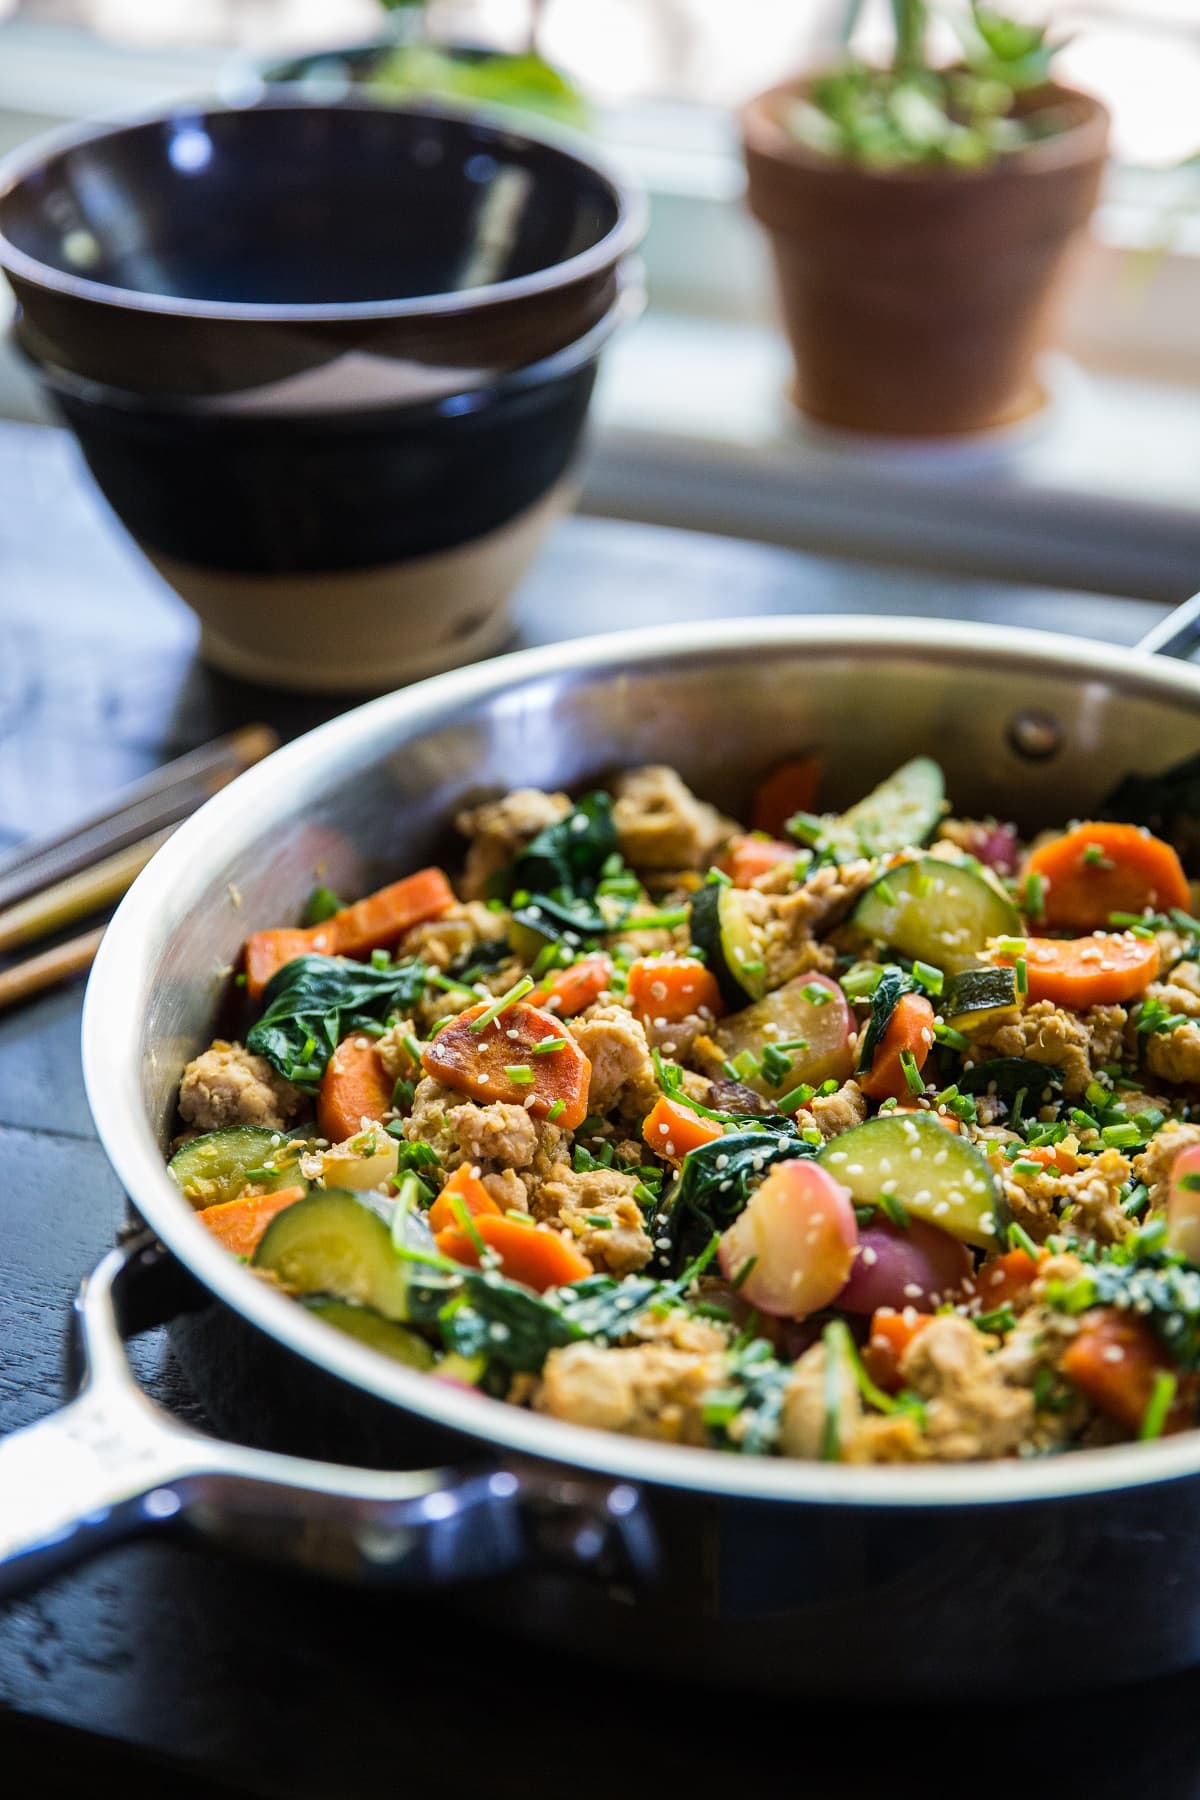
[81,614,1200,1511]
[0,93,647,325]
[13,265,645,420]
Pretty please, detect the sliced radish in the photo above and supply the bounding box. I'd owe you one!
[717,1158,857,1319]
[1167,1143,1200,1266]
[836,1216,973,1316]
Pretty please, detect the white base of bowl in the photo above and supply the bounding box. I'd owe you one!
[141,479,574,693]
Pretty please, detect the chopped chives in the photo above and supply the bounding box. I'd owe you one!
[547,1098,566,1122]
[1022,871,1045,917]
[469,975,534,1032]
[873,878,897,906]
[530,1037,568,1056]
[1007,1220,1040,1259]
[912,960,944,997]
[775,1083,814,1113]
[449,1194,487,1256]
[584,1213,613,1229]
[402,1032,423,1067]
[974,1303,1017,1335]
[505,1064,534,1086]
[801,983,832,1006]
[1015,956,1028,996]
[1080,843,1114,868]
[899,1049,925,1095]
[934,1023,971,1052]
[1139,1369,1178,1442]
[1120,1181,1150,1217]
[705,866,733,887]
[1101,1122,1141,1149]
[878,1192,910,1230]
[1011,1159,1042,1178]
[730,1255,757,1291]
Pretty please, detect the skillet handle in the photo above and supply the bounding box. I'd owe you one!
[0,1234,655,1601]
[1136,592,1200,661]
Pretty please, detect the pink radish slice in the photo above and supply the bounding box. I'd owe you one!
[718,1159,857,1319]
[1168,1144,1200,1266]
[834,1216,978,1317]
[836,1215,974,1315]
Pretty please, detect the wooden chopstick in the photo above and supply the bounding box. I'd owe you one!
[0,925,107,1014]
[0,723,278,913]
[0,827,176,953]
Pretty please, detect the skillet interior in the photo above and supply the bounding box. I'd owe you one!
[83,616,1200,1508]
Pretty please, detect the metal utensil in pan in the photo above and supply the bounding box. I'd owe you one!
[3,607,1200,1698]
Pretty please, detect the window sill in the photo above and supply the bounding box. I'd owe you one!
[2,20,1198,599]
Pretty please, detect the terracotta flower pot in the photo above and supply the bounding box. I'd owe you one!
[741,79,1109,436]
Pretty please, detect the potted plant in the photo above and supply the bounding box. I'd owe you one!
[741,2,1110,435]
[260,0,587,131]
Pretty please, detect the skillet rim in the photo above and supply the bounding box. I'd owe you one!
[82,614,1200,1508]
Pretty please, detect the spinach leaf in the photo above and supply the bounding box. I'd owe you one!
[1047,1253,1200,1371]
[856,964,914,1073]
[958,1057,1063,1104]
[702,1341,793,1456]
[500,791,617,899]
[248,954,428,1088]
[651,1124,813,1276]
[421,1250,718,1375]
[1102,752,1200,877]
[490,792,617,940]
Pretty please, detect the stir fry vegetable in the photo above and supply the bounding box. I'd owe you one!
[171,748,1200,1465]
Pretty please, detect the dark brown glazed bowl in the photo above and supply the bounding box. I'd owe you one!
[0,97,645,396]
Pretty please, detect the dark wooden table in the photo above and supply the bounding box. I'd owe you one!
[1,417,1198,1797]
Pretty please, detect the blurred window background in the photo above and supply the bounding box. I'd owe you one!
[2,1,1198,164]
[0,0,1197,599]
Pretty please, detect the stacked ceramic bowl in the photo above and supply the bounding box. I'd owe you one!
[0,99,644,691]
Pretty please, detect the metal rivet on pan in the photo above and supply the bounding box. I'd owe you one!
[1007,709,1063,761]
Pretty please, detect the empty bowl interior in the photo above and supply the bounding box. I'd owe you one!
[0,102,622,309]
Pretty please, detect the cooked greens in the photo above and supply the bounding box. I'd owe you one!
[248,954,427,1087]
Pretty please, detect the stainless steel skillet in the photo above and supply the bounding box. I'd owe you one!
[2,605,1200,1697]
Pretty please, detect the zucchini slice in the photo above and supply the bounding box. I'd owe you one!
[303,1297,434,1368]
[944,966,1020,1035]
[804,757,944,862]
[851,856,1020,974]
[253,1188,412,1320]
[818,1113,1008,1249]
[690,881,768,1007]
[169,1125,302,1209]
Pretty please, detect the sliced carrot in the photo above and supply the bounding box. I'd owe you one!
[626,956,725,1026]
[428,1164,503,1235]
[994,933,1159,1008]
[245,927,328,1001]
[435,1213,593,1291]
[330,866,455,959]
[1026,823,1190,933]
[243,866,455,999]
[862,1307,933,1394]
[421,1000,591,1131]
[751,754,823,838]
[1061,1308,1195,1435]
[642,1094,724,1160]
[317,1035,393,1143]
[197,1185,306,1258]
[530,955,612,1017]
[859,992,936,1103]
[972,1247,1046,1313]
[1021,1142,1080,1176]
[718,834,795,887]
[894,1101,961,1135]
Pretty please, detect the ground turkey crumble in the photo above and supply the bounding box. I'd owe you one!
[178,1040,302,1133]
[970,999,1128,1101]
